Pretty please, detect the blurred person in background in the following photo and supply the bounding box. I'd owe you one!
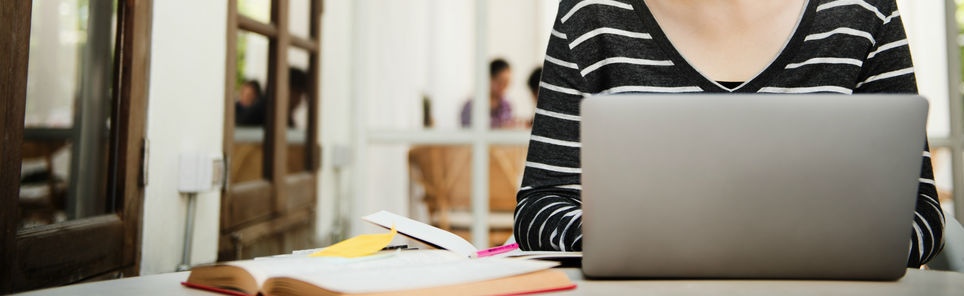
[288,68,309,128]
[461,58,515,128]
[235,80,265,126]
[235,68,309,128]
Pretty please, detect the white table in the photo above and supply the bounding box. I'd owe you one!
[15,268,963,295]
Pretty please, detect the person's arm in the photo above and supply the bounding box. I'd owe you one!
[514,1,587,251]
[854,0,944,267]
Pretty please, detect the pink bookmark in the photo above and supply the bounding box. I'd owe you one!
[473,243,519,258]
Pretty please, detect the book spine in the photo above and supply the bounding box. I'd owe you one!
[181,282,252,296]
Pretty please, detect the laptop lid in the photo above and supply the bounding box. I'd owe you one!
[580,94,927,280]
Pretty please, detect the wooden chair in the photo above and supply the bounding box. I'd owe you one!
[408,145,527,246]
[19,140,70,226]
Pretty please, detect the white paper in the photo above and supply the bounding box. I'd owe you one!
[362,210,479,257]
[493,250,583,260]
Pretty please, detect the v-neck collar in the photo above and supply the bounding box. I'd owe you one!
[631,0,817,93]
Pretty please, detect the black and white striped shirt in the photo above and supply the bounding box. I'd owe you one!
[515,0,945,267]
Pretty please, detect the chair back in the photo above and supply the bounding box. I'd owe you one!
[408,145,526,230]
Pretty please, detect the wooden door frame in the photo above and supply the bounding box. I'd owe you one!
[220,0,322,260]
[0,0,152,292]
[0,0,33,292]
[112,0,153,278]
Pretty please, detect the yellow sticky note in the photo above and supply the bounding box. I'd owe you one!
[309,226,397,258]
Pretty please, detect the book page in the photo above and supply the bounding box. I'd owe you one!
[226,252,403,286]
[362,210,478,257]
[273,250,559,294]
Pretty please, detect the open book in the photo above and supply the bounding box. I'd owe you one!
[182,250,575,296]
[362,211,582,260]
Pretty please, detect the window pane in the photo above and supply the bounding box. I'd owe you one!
[21,0,116,229]
[288,0,311,39]
[232,31,271,184]
[355,1,547,131]
[239,0,271,24]
[287,48,311,174]
[359,1,475,131]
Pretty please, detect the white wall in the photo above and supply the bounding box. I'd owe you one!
[898,0,951,138]
[897,0,957,202]
[317,0,356,245]
[426,0,476,130]
[487,0,553,120]
[140,0,226,275]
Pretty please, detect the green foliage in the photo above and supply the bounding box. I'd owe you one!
[957,0,964,32]
[958,0,964,80]
[237,34,248,91]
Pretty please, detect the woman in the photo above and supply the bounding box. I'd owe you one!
[515,0,945,267]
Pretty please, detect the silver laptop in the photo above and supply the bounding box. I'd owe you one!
[580,94,928,280]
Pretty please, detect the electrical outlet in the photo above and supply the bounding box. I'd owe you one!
[331,145,352,169]
[178,152,224,193]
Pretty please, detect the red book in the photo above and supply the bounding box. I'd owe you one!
[180,250,576,296]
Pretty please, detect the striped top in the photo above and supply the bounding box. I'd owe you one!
[515,0,945,267]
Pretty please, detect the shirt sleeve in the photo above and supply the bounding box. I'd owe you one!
[514,1,588,251]
[853,0,944,267]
